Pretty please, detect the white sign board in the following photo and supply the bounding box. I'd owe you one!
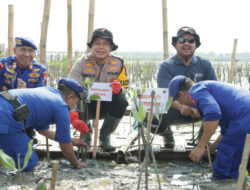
[133,87,169,113]
[88,82,112,102]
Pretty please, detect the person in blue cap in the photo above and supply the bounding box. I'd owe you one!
[152,26,217,148]
[69,28,129,152]
[168,75,250,180]
[0,78,88,171]
[0,36,48,142]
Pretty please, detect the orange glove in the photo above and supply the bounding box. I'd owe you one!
[69,112,89,134]
[111,80,122,95]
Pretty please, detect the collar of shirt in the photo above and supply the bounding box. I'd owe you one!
[173,55,198,66]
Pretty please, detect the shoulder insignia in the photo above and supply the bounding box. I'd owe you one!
[90,56,94,64]
[85,63,94,67]
[111,61,118,65]
[85,69,94,73]
[29,64,33,70]
[117,65,128,88]
[109,66,118,70]
[13,62,17,69]
[29,73,40,78]
[108,57,111,64]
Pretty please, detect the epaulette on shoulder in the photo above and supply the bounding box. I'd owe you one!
[32,60,47,70]
[5,56,15,63]
[110,54,124,62]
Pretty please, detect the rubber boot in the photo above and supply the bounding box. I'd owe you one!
[160,127,175,149]
[99,113,121,152]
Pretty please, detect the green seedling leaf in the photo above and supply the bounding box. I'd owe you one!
[84,77,91,85]
[89,95,100,100]
[154,96,160,121]
[142,67,149,73]
[165,97,173,112]
[132,88,136,98]
[138,104,146,121]
[21,139,33,171]
[132,109,141,122]
[142,86,146,94]
[0,149,16,170]
[38,182,47,190]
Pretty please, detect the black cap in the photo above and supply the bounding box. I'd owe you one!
[87,28,118,51]
[172,26,201,48]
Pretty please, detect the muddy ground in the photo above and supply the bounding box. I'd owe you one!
[0,159,237,190]
[0,116,237,190]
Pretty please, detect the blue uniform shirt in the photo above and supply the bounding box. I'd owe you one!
[0,87,71,143]
[0,56,48,91]
[188,81,250,135]
[157,55,217,88]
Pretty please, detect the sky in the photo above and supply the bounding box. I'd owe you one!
[0,0,249,54]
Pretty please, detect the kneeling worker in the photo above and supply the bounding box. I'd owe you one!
[168,75,250,180]
[0,78,88,171]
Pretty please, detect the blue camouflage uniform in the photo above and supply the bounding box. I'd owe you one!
[0,56,48,91]
[0,87,72,171]
[188,81,250,179]
[157,55,217,88]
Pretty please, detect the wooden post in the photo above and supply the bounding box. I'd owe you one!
[50,161,59,190]
[145,91,154,190]
[228,39,238,83]
[40,0,51,66]
[67,0,72,73]
[8,4,14,57]
[237,134,250,190]
[93,100,101,159]
[162,0,169,60]
[46,137,50,162]
[87,0,95,53]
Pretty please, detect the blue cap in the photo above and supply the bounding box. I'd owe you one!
[58,78,83,99]
[15,36,37,50]
[169,75,187,100]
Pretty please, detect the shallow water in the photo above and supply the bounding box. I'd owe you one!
[0,159,236,190]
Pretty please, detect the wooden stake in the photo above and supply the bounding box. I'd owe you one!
[93,100,101,159]
[237,134,250,190]
[87,0,95,53]
[46,137,50,162]
[8,4,14,57]
[67,0,72,73]
[162,0,169,59]
[40,0,51,66]
[228,39,238,83]
[50,161,59,190]
[145,91,154,190]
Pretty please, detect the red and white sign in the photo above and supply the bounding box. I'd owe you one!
[133,87,169,113]
[88,82,112,102]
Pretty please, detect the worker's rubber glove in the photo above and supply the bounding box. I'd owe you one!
[111,80,122,95]
[70,112,89,134]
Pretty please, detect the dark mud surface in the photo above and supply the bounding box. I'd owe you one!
[0,159,236,190]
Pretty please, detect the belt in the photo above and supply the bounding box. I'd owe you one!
[0,91,29,123]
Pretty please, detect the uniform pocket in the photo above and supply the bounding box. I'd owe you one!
[213,143,235,176]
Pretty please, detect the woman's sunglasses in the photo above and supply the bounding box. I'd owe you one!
[178,37,196,44]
